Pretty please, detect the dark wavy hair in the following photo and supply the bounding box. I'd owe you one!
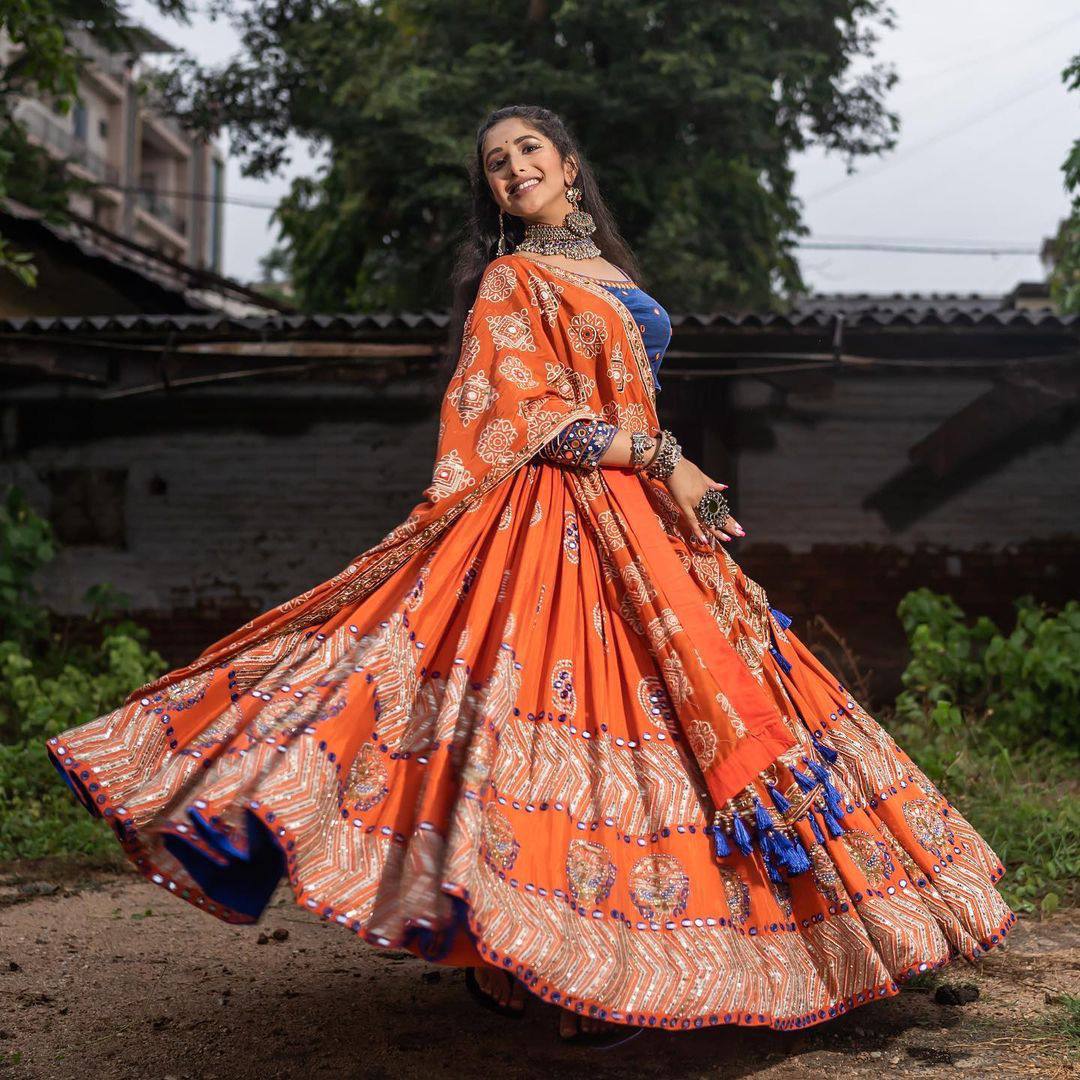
[442,104,643,386]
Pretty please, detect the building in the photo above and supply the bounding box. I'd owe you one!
[2,23,225,273]
[3,290,1077,699]
[0,198,289,318]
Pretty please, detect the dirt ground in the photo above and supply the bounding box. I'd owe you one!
[0,857,1076,1080]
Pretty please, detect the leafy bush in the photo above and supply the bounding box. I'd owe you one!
[889,588,1080,913]
[0,487,166,862]
[895,587,1080,748]
[0,485,55,646]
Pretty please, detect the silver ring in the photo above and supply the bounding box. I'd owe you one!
[695,489,730,529]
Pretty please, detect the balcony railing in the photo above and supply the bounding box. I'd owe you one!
[137,189,188,236]
[66,26,131,80]
[16,103,120,186]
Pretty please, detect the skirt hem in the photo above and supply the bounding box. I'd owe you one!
[44,734,1018,1034]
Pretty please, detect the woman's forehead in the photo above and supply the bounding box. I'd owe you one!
[483,119,543,152]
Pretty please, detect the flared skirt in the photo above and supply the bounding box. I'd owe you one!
[46,460,1015,1031]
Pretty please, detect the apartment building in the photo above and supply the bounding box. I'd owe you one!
[4,24,225,273]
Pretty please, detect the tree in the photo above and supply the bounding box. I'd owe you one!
[1049,53,1080,314]
[159,0,899,312]
[0,1,188,281]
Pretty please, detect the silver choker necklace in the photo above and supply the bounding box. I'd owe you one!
[513,186,601,260]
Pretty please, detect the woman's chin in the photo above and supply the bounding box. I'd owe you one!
[509,192,556,216]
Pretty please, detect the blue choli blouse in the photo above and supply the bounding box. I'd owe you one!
[599,279,672,393]
[535,270,673,469]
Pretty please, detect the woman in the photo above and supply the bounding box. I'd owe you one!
[45,105,1014,1047]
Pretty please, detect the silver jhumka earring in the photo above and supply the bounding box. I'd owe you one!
[496,209,508,256]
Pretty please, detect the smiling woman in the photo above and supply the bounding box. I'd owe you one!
[44,103,1015,1051]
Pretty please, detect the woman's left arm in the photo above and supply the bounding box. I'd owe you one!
[535,417,617,468]
[533,418,644,468]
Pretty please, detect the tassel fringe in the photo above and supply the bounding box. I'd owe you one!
[769,607,793,630]
[768,645,792,676]
[708,739,849,880]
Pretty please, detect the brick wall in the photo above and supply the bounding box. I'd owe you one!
[728,371,1080,698]
[2,381,440,666]
[4,369,1078,702]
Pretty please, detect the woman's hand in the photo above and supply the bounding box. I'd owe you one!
[664,456,745,547]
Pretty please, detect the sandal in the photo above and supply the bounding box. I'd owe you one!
[559,1019,645,1049]
[464,966,528,1019]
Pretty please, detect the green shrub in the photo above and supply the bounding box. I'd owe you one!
[896,587,1080,748]
[0,487,166,862]
[890,588,1080,913]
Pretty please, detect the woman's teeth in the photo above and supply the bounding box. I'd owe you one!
[511,178,540,196]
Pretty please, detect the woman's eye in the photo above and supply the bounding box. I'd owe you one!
[489,144,541,171]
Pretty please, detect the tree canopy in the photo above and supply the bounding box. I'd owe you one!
[1049,53,1080,314]
[161,0,899,312]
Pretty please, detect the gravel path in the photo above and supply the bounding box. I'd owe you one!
[0,857,1076,1079]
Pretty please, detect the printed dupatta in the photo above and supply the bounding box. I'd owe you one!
[127,253,797,808]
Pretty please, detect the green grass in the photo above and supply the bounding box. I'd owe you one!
[885,711,1079,915]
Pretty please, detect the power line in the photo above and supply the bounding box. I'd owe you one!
[901,12,1080,93]
[797,240,1039,256]
[806,72,1062,202]
[89,185,1046,256]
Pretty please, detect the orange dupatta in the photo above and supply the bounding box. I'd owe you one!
[128,253,796,807]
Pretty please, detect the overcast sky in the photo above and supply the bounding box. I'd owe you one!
[130,0,1079,297]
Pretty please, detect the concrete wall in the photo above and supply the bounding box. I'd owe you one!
[731,373,1080,550]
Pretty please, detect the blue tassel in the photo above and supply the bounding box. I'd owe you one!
[809,812,826,845]
[731,813,754,856]
[710,824,731,858]
[769,825,797,867]
[770,607,793,630]
[752,794,814,878]
[813,735,839,764]
[822,806,846,838]
[783,835,813,875]
[804,758,845,821]
[769,645,792,676]
[754,798,775,836]
[768,784,793,815]
[790,766,817,794]
[754,799,791,882]
[761,847,785,884]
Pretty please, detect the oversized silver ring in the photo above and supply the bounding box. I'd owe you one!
[695,488,730,529]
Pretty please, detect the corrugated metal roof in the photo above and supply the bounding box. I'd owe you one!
[0,312,451,335]
[0,296,1075,338]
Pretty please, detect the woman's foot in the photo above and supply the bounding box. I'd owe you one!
[473,965,528,1012]
[558,1010,623,1040]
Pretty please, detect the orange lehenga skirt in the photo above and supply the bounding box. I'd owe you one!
[46,458,1015,1032]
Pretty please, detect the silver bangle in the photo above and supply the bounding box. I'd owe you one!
[629,431,654,470]
[645,428,681,481]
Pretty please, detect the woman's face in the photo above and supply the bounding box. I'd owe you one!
[482,118,577,227]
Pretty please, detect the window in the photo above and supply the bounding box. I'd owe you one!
[47,468,127,548]
[210,157,224,272]
[98,118,108,139]
[72,100,87,141]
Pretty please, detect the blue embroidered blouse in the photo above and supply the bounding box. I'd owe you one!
[599,279,672,394]
[536,270,673,469]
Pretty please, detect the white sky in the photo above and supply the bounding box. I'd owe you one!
[128,0,1079,297]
